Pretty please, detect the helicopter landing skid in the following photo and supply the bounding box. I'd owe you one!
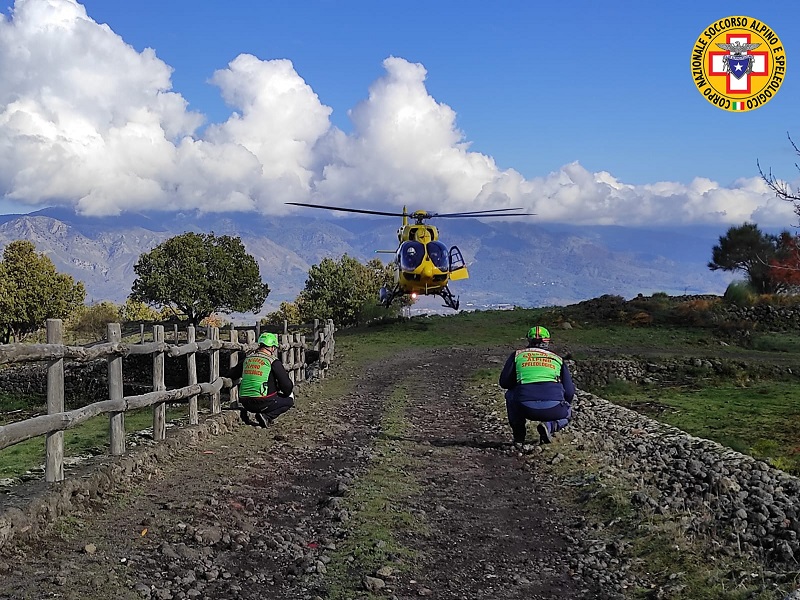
[439,286,460,311]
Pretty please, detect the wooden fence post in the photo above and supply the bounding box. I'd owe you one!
[45,319,65,483]
[174,324,179,344]
[139,323,145,344]
[280,333,292,383]
[317,324,326,380]
[107,323,125,456]
[245,329,255,377]
[152,325,166,441]
[209,327,220,413]
[229,326,239,409]
[255,321,261,338]
[187,325,198,425]
[327,319,336,364]
[293,332,302,383]
[299,334,306,383]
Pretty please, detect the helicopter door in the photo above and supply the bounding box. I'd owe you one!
[449,246,469,281]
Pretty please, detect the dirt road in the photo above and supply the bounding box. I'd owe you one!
[1,346,643,599]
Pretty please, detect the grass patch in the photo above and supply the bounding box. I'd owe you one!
[750,332,800,355]
[624,523,782,599]
[339,308,547,359]
[0,405,188,479]
[0,392,45,422]
[557,325,715,354]
[324,383,424,600]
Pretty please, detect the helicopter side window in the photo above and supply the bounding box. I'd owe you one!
[426,241,449,270]
[399,241,424,270]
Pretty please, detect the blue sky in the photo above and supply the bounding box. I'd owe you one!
[0,0,798,226]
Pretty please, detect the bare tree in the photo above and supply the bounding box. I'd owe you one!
[758,133,800,278]
[758,132,800,213]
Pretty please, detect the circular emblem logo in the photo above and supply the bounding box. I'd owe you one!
[691,16,786,112]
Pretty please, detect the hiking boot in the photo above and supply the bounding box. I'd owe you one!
[255,413,271,428]
[537,422,552,444]
[240,410,254,426]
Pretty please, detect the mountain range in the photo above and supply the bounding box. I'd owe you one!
[0,207,736,315]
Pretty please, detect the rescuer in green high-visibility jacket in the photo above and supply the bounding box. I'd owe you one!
[499,326,574,445]
[229,332,294,428]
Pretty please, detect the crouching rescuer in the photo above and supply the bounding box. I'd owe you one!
[499,326,574,445]
[230,332,294,427]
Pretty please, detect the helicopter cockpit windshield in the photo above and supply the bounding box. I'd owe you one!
[426,241,449,270]
[399,241,424,270]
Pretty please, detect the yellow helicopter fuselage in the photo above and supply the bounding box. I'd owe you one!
[391,221,468,297]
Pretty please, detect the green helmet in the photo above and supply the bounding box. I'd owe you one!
[258,332,279,347]
[527,326,550,342]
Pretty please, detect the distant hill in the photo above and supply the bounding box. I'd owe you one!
[0,207,735,314]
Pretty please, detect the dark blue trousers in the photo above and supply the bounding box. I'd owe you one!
[505,390,571,443]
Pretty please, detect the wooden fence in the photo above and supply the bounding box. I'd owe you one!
[0,318,335,483]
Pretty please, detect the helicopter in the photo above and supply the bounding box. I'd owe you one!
[285,202,533,310]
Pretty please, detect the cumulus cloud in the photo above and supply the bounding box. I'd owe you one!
[0,0,796,226]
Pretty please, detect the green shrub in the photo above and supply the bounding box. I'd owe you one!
[723,281,756,307]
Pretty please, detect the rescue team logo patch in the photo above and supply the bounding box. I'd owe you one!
[691,16,785,112]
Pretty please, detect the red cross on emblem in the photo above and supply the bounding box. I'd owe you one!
[708,33,769,94]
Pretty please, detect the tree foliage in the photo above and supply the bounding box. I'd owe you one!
[769,232,800,291]
[120,298,161,322]
[130,233,269,325]
[0,240,86,342]
[262,301,302,326]
[72,301,121,341]
[297,255,399,327]
[708,223,787,294]
[200,313,229,328]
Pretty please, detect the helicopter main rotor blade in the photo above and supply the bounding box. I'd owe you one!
[285,202,405,218]
[434,207,527,216]
[287,202,534,219]
[435,211,535,218]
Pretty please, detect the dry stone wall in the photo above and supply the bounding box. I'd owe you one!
[570,391,800,568]
[716,304,800,331]
[569,357,795,390]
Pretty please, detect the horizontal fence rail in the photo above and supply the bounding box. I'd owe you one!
[0,318,336,483]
